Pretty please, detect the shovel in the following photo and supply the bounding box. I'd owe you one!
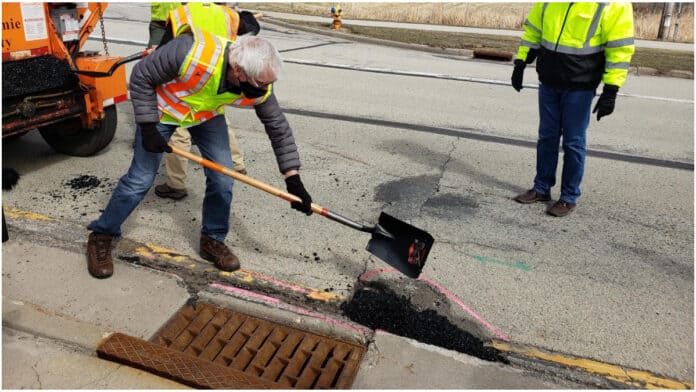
[169,146,434,278]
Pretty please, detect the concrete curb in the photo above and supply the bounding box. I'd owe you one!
[3,297,109,352]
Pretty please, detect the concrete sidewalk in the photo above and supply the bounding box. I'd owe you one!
[2,216,582,389]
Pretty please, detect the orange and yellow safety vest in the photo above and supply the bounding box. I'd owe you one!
[156,28,272,127]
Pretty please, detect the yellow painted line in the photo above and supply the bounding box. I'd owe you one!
[4,207,58,222]
[492,341,693,389]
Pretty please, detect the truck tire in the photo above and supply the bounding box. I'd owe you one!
[39,106,117,157]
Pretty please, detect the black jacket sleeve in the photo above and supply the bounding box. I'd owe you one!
[238,11,260,36]
[158,21,174,47]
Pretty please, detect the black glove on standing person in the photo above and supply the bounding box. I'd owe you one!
[285,174,313,215]
[140,122,171,153]
[511,59,526,92]
[592,84,619,121]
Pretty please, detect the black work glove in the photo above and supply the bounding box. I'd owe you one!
[511,59,526,92]
[140,122,171,153]
[592,84,619,121]
[285,174,313,215]
[2,168,19,190]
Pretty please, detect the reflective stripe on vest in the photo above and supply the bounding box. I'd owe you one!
[222,7,240,39]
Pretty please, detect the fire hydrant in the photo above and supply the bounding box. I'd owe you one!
[330,4,342,30]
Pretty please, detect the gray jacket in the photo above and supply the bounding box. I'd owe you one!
[129,34,301,173]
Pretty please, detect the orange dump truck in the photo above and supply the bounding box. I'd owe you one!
[2,2,133,156]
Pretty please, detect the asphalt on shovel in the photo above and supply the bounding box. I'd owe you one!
[170,146,434,278]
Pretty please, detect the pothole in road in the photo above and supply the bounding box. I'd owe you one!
[341,281,506,363]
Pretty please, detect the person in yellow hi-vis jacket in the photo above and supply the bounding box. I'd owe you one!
[149,2,180,49]
[511,3,634,217]
[152,2,260,200]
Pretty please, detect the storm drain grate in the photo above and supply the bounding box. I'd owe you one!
[149,302,366,389]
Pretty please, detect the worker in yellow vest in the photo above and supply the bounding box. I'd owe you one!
[148,2,181,49]
[86,31,312,279]
[512,3,634,217]
[152,2,260,200]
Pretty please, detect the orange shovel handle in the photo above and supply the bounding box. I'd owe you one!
[169,145,326,215]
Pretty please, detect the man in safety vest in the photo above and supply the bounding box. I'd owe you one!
[85,32,313,279]
[511,3,634,217]
[153,2,260,200]
[148,2,181,49]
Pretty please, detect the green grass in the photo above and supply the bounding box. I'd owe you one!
[273,18,694,74]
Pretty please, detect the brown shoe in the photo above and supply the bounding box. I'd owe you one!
[235,168,247,175]
[547,201,576,217]
[514,189,551,204]
[154,183,188,200]
[87,232,114,279]
[200,235,240,271]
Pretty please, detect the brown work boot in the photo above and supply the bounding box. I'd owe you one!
[87,232,114,279]
[514,189,551,204]
[154,183,188,200]
[547,200,576,217]
[200,235,240,271]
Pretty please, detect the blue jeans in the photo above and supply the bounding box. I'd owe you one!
[533,84,595,204]
[88,115,234,241]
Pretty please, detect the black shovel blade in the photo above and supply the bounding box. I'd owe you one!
[366,212,434,278]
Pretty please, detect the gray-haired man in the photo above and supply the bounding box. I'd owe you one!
[85,32,313,279]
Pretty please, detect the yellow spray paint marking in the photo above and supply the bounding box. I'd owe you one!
[3,207,57,222]
[492,341,693,389]
[142,243,190,264]
[231,270,256,283]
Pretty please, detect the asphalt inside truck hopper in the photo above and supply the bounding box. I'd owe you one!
[2,55,77,99]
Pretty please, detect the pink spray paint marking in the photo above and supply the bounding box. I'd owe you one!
[418,276,510,342]
[211,283,281,305]
[209,283,369,336]
[359,268,510,342]
[359,267,398,282]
